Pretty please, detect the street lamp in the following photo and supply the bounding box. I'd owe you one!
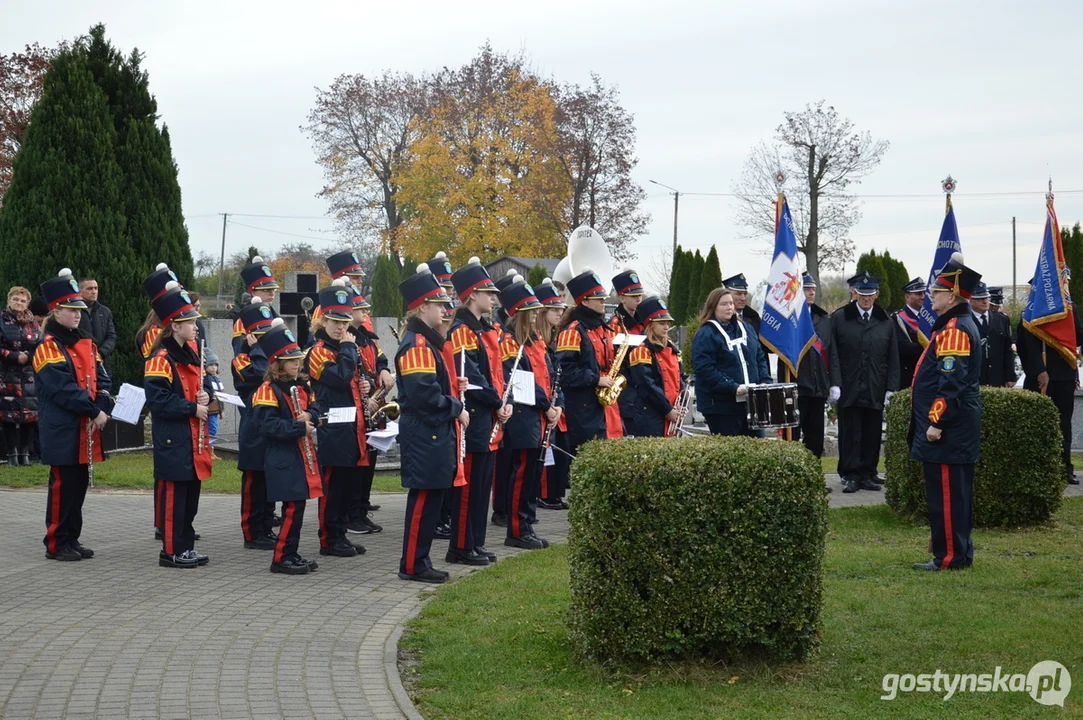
[649,179,680,257]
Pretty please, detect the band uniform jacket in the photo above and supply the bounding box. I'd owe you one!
[892,305,924,388]
[500,332,555,450]
[32,320,114,467]
[908,302,981,465]
[232,343,270,471]
[143,337,213,482]
[306,330,370,468]
[608,305,643,425]
[395,317,463,490]
[829,302,900,410]
[251,380,324,502]
[975,310,1015,386]
[449,309,505,452]
[797,303,832,400]
[555,306,624,441]
[691,317,771,417]
[138,325,162,360]
[626,339,685,437]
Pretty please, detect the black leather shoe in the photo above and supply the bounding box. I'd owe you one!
[1067,475,1080,485]
[491,512,507,527]
[842,479,859,493]
[244,533,279,551]
[347,516,383,534]
[298,555,318,571]
[71,543,94,559]
[446,548,489,566]
[319,541,358,557]
[868,474,885,486]
[912,559,941,571]
[194,532,201,541]
[46,546,82,561]
[537,498,564,510]
[349,540,367,554]
[434,523,452,540]
[505,534,548,550]
[272,513,283,527]
[364,502,382,512]
[270,556,310,575]
[159,551,198,569]
[19,451,30,466]
[398,567,449,584]
[474,546,497,562]
[858,478,881,491]
[184,550,209,566]
[154,528,163,540]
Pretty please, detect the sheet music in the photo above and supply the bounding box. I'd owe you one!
[327,406,357,424]
[366,420,399,451]
[613,333,646,347]
[215,391,245,408]
[511,369,536,406]
[544,446,555,466]
[110,383,145,425]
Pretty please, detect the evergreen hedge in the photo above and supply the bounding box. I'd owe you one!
[568,436,828,665]
[884,387,1065,527]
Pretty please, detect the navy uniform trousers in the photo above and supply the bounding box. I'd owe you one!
[838,406,883,481]
[274,500,306,564]
[499,448,540,540]
[319,466,354,549]
[347,450,379,523]
[158,480,201,557]
[240,470,274,542]
[450,451,496,553]
[540,430,571,502]
[923,462,974,569]
[44,465,90,554]
[401,488,446,575]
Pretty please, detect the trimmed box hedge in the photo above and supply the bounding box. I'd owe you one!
[884,387,1065,527]
[567,436,828,665]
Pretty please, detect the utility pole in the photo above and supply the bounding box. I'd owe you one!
[217,213,229,307]
[1012,216,1016,308]
[649,179,681,257]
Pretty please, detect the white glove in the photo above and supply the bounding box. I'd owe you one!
[828,386,841,404]
[884,391,895,407]
[735,385,748,398]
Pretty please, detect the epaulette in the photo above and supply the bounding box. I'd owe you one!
[252,382,278,408]
[629,345,652,366]
[451,326,478,354]
[140,325,162,359]
[144,354,174,382]
[556,327,581,353]
[232,354,252,373]
[500,336,520,361]
[32,337,66,374]
[307,344,336,381]
[399,345,436,376]
[935,320,971,357]
[232,318,245,338]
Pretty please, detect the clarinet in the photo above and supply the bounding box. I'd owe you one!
[359,368,375,428]
[86,374,95,488]
[541,363,561,452]
[197,339,206,454]
[490,341,526,444]
[290,384,318,475]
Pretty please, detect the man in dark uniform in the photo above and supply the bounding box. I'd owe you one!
[723,274,761,333]
[795,274,831,462]
[893,277,926,388]
[988,287,1006,315]
[828,272,900,493]
[969,282,1016,387]
[909,254,983,570]
[1017,271,1083,485]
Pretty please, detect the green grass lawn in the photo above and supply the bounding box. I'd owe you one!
[402,499,1083,719]
[0,451,403,493]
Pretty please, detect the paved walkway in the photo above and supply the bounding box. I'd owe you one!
[4,477,1073,719]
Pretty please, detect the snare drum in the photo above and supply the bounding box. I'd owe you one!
[746,383,799,429]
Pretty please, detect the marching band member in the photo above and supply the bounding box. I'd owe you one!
[555,269,624,455]
[345,288,389,533]
[232,298,278,550]
[305,281,370,558]
[251,320,323,575]
[232,257,279,355]
[488,268,521,528]
[327,250,373,334]
[608,268,646,433]
[691,287,771,437]
[447,258,507,565]
[141,264,174,539]
[498,279,558,550]
[626,296,686,437]
[395,265,464,583]
[424,252,459,539]
[533,278,570,510]
[143,282,213,569]
[35,269,114,562]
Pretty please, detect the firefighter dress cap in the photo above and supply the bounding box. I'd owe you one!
[240,297,275,335]
[240,256,279,292]
[802,273,817,288]
[317,281,354,321]
[567,269,607,304]
[151,282,200,326]
[722,273,749,291]
[258,319,305,361]
[902,277,926,294]
[451,256,498,299]
[970,281,990,300]
[41,268,87,311]
[636,296,674,325]
[853,271,880,296]
[423,251,454,289]
[932,252,982,299]
[499,277,543,315]
[327,250,365,279]
[612,267,644,296]
[399,264,452,310]
[143,263,179,301]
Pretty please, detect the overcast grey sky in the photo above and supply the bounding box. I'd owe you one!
[3,0,1082,292]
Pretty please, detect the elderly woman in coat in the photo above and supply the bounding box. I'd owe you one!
[0,286,42,465]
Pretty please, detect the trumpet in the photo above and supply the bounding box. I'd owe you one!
[667,379,694,437]
[290,385,318,476]
[596,320,630,407]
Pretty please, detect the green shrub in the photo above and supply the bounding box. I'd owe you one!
[567,436,828,666]
[884,387,1064,527]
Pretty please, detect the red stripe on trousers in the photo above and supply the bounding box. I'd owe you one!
[46,466,62,553]
[540,464,549,499]
[163,483,175,556]
[510,451,527,538]
[405,490,428,575]
[318,467,331,548]
[154,478,162,529]
[241,471,253,541]
[940,464,955,569]
[275,502,295,564]
[456,454,473,548]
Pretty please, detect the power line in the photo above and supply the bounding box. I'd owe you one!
[230,213,335,220]
[227,220,335,242]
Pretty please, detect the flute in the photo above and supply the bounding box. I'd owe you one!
[86,374,95,488]
[490,342,525,444]
[290,384,318,475]
[197,339,206,454]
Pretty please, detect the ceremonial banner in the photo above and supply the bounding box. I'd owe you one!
[760,193,816,377]
[1022,195,1077,365]
[917,195,962,344]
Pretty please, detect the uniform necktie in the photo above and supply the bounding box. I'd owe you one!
[862,311,870,323]
[981,314,988,330]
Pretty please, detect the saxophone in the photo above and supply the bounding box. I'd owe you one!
[595,320,630,407]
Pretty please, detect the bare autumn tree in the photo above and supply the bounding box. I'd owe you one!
[554,74,648,261]
[0,43,57,204]
[731,101,889,282]
[301,70,432,259]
